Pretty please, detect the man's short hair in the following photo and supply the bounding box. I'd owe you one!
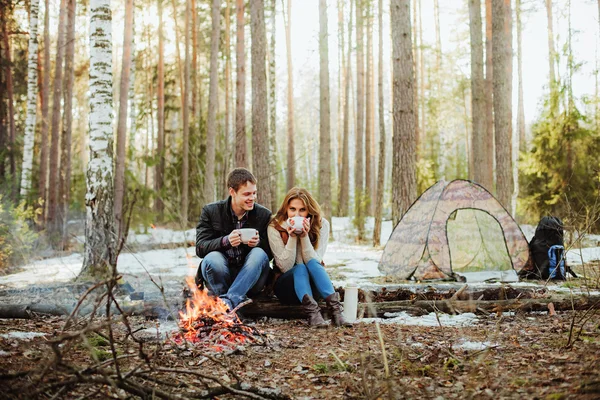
[227,168,257,192]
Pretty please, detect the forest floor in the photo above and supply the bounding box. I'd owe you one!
[1,309,599,399]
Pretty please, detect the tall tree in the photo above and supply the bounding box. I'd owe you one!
[181,0,191,221]
[319,0,332,223]
[38,0,50,210]
[412,0,419,155]
[205,0,220,205]
[268,0,278,210]
[492,0,513,209]
[224,0,232,198]
[418,0,425,155]
[365,1,375,216]
[373,0,386,247]
[355,0,365,239]
[283,0,295,189]
[46,0,67,241]
[1,6,16,185]
[250,0,272,207]
[391,0,416,225]
[545,0,558,116]
[154,0,165,216]
[516,0,525,153]
[114,0,134,241]
[469,0,486,185]
[337,0,353,217]
[20,0,40,198]
[484,0,494,188]
[235,0,247,167]
[81,0,117,279]
[59,0,76,249]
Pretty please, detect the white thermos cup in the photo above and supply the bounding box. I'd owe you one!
[343,285,358,323]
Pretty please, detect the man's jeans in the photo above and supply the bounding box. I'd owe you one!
[200,247,270,309]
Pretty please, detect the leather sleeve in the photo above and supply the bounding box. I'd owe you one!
[195,205,228,258]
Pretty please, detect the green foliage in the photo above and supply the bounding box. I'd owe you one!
[417,158,436,194]
[519,102,600,230]
[0,196,40,270]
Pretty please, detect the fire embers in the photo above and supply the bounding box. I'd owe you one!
[172,277,263,351]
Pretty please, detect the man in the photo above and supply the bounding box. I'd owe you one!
[196,168,272,310]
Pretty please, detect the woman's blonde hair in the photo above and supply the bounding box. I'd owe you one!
[272,187,323,248]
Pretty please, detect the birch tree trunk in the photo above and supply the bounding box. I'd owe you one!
[128,11,137,164]
[59,0,76,249]
[355,0,365,240]
[38,0,51,211]
[516,0,525,153]
[469,0,486,186]
[492,0,513,209]
[114,0,134,241]
[283,0,295,190]
[181,0,191,221]
[337,0,353,217]
[20,0,40,198]
[268,0,278,211]
[235,0,247,168]
[81,0,117,279]
[205,0,220,205]
[46,0,67,241]
[251,0,272,208]
[391,0,416,225]
[373,0,386,247]
[154,0,165,216]
[319,0,332,223]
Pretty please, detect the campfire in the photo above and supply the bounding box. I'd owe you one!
[172,277,262,351]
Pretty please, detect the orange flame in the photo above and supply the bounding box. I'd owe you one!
[174,277,254,350]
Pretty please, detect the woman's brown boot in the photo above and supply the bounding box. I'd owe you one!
[325,292,353,327]
[301,294,327,327]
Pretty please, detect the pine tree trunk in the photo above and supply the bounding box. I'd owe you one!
[492,0,513,209]
[545,0,557,116]
[38,0,50,211]
[155,0,165,216]
[250,0,272,208]
[128,11,137,165]
[205,0,220,205]
[20,0,40,199]
[391,0,416,225]
[418,0,425,160]
[235,0,247,168]
[170,0,185,118]
[373,0,386,247]
[1,17,15,183]
[366,3,375,217]
[319,0,332,223]
[355,0,365,240]
[335,0,344,215]
[81,0,117,279]
[484,0,494,190]
[516,0,525,153]
[283,0,295,190]
[469,0,486,186]
[191,0,197,117]
[46,0,67,242]
[268,0,278,211]
[224,0,232,199]
[337,0,353,217]
[412,0,419,157]
[59,0,76,249]
[114,0,134,241]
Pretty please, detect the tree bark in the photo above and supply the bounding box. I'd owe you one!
[412,0,419,157]
[319,0,332,225]
[38,0,51,211]
[545,0,558,116]
[365,2,374,217]
[0,12,15,183]
[418,0,425,160]
[483,0,494,191]
[81,0,117,279]
[492,0,513,210]
[355,0,365,240]
[516,0,525,153]
[20,0,40,199]
[283,0,295,190]
[181,0,191,222]
[391,0,416,226]
[268,0,278,211]
[250,0,272,208]
[46,0,67,242]
[469,0,486,186]
[154,0,165,216]
[337,0,353,217]
[224,0,232,199]
[114,0,134,242]
[235,0,247,168]
[59,0,76,250]
[127,11,137,166]
[373,0,386,248]
[205,0,220,206]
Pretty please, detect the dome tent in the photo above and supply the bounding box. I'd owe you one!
[379,180,530,281]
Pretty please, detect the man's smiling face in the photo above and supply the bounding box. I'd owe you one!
[230,181,257,215]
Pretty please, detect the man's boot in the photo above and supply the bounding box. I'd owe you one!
[301,294,327,328]
[325,292,353,327]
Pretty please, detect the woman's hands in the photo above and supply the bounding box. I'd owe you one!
[286,217,311,238]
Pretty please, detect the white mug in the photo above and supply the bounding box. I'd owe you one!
[239,228,257,244]
[291,216,305,233]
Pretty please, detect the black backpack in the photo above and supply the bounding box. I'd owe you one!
[520,216,576,280]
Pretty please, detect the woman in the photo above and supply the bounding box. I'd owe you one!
[267,187,351,327]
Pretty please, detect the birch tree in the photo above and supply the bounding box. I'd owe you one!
[469,0,486,186]
[319,0,331,223]
[235,0,248,167]
[205,0,220,204]
[81,0,117,279]
[250,0,272,207]
[19,0,40,198]
[391,0,416,225]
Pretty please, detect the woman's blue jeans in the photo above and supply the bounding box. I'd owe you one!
[274,258,335,304]
[200,247,270,309]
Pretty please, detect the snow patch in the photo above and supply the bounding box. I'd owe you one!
[454,340,498,351]
[0,331,46,340]
[360,312,478,327]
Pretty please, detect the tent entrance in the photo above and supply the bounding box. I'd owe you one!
[446,209,513,274]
